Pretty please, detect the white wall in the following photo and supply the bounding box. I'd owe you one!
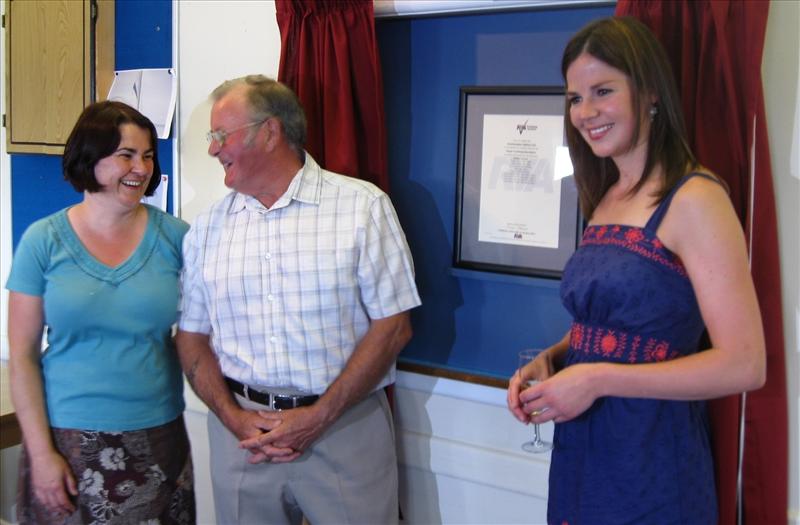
[176,0,282,223]
[762,0,800,520]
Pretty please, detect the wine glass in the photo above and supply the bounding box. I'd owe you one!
[518,348,553,453]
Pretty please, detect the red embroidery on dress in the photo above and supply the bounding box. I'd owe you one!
[570,322,676,364]
[643,339,657,362]
[614,332,628,359]
[601,332,617,356]
[624,229,644,243]
[572,324,584,348]
[581,225,687,277]
[653,342,668,361]
[585,326,594,354]
[592,329,603,355]
[630,335,641,363]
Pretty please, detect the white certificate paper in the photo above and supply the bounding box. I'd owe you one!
[478,114,564,249]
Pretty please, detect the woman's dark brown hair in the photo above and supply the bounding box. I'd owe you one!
[63,100,162,196]
[562,16,697,219]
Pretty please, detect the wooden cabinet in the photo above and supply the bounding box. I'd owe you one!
[4,0,114,154]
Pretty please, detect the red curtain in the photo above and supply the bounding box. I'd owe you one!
[275,0,389,191]
[615,2,787,524]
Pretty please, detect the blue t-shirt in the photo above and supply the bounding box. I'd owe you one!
[6,205,189,431]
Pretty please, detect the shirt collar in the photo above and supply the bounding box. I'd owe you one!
[285,152,323,206]
[227,152,323,214]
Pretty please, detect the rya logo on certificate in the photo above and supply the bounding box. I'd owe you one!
[516,119,539,135]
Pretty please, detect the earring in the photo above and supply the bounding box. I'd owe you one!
[649,105,658,121]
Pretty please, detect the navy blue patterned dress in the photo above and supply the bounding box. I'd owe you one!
[548,174,718,525]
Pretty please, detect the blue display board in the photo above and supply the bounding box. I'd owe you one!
[376,5,614,381]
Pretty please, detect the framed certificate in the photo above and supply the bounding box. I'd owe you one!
[454,86,581,278]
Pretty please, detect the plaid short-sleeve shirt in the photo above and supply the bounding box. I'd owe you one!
[179,154,421,393]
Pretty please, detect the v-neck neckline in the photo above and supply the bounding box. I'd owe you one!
[52,205,161,285]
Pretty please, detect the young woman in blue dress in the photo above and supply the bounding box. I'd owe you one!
[7,101,195,524]
[507,17,766,524]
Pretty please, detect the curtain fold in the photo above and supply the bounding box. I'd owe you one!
[614,2,787,524]
[276,0,389,191]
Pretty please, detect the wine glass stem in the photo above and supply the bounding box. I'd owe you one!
[533,423,544,445]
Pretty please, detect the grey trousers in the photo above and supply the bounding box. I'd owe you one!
[208,389,399,525]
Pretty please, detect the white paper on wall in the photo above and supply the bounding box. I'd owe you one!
[141,174,169,212]
[108,69,177,139]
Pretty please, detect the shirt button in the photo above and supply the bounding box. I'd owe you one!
[265,253,272,260]
[270,336,278,343]
[267,294,274,301]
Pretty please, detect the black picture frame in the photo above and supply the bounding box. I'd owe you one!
[453,86,581,279]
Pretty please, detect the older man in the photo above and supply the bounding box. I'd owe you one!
[176,75,420,525]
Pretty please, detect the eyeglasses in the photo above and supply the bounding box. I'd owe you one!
[206,119,267,146]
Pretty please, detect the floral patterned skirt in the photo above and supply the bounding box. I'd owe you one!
[17,415,195,525]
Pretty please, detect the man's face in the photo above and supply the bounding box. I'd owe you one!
[208,88,269,195]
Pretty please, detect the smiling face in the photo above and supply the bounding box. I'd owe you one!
[207,86,270,195]
[566,52,651,168]
[92,123,154,208]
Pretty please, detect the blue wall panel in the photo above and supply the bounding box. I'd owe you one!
[115,0,174,217]
[115,0,172,71]
[10,155,82,246]
[377,6,614,379]
[11,1,173,247]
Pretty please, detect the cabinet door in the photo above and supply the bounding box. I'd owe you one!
[5,0,114,155]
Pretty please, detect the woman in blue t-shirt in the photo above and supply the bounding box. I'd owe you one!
[6,101,195,524]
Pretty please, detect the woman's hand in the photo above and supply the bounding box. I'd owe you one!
[507,351,556,423]
[519,363,603,424]
[29,450,78,516]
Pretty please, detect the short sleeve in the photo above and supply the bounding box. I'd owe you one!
[5,220,51,297]
[155,208,190,266]
[357,193,421,319]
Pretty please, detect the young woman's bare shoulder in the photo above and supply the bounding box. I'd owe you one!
[659,172,739,253]
[669,172,732,217]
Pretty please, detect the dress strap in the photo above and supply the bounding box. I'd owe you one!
[644,172,719,232]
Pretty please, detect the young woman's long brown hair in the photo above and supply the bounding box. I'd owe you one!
[561,16,698,219]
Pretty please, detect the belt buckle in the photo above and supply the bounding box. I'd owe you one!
[242,384,250,400]
[270,393,279,411]
[272,394,297,411]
